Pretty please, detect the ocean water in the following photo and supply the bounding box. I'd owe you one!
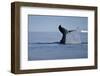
[28,32,88,61]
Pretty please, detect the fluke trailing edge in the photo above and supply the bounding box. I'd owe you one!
[58,25,76,44]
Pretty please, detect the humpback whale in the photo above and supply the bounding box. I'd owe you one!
[58,25,75,44]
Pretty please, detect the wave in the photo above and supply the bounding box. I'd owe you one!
[28,42,88,45]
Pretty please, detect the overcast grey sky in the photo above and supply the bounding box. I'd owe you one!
[28,15,88,32]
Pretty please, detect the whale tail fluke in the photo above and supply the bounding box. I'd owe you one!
[58,25,76,44]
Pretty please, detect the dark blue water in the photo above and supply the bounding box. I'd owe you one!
[28,32,88,61]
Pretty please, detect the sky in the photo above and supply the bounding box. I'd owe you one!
[28,15,88,32]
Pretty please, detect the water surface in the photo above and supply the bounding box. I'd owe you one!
[28,32,88,61]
